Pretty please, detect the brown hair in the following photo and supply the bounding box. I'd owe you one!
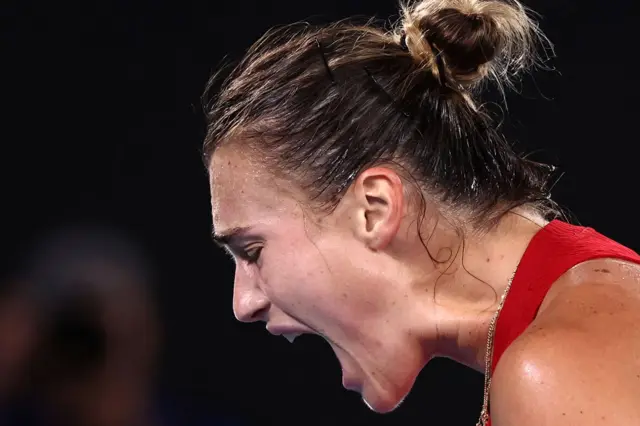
[203,0,558,228]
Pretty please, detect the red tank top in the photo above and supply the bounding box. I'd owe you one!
[485,219,640,425]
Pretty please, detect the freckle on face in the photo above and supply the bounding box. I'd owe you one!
[210,148,294,234]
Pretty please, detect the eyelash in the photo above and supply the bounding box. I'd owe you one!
[241,246,263,264]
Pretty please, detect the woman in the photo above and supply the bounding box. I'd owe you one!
[202,0,640,424]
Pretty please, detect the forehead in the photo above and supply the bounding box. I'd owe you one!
[208,147,300,232]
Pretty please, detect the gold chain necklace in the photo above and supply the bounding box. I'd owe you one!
[476,271,517,426]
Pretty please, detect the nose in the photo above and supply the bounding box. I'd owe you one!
[232,266,270,323]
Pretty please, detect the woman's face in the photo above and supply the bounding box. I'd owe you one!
[209,147,431,413]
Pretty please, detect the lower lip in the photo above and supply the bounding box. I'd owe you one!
[342,375,361,392]
[326,341,361,392]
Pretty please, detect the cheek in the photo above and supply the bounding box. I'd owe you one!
[261,233,387,333]
[260,237,336,312]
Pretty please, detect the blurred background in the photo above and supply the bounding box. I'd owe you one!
[2,0,638,425]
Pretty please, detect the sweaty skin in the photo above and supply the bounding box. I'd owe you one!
[210,146,640,424]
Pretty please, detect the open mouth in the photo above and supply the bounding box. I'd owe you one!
[267,324,362,392]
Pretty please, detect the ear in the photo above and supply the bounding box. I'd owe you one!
[350,167,405,250]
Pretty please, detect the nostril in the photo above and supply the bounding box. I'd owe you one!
[250,306,269,322]
[235,302,270,323]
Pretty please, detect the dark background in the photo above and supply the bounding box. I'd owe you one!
[3,0,638,425]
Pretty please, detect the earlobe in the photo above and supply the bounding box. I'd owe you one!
[354,167,404,250]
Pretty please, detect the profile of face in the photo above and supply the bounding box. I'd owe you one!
[210,147,442,413]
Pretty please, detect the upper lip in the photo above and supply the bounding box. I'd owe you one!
[266,323,312,337]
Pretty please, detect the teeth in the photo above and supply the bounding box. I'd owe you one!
[283,333,300,343]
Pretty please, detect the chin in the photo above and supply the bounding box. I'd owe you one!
[360,381,410,414]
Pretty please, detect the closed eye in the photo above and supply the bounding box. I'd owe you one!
[240,246,263,265]
[211,228,263,265]
[217,244,263,265]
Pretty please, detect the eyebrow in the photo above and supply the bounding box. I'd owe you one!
[211,226,254,247]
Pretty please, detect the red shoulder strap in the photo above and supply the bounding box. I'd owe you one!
[491,220,640,373]
[485,221,639,425]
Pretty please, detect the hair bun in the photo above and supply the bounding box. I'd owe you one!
[425,9,498,78]
[399,0,549,90]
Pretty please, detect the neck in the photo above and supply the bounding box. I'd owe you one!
[411,211,548,372]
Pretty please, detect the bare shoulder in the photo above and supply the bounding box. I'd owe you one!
[490,258,640,426]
